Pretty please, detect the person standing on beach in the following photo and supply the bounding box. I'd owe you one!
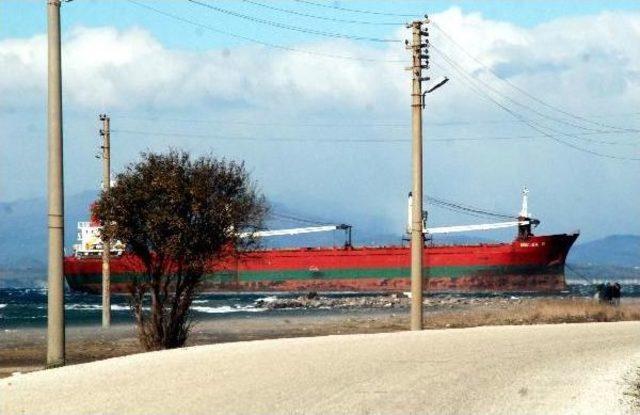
[612,282,621,306]
[603,282,613,304]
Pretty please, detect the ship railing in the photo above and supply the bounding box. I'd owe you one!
[73,245,125,257]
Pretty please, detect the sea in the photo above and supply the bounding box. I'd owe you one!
[2,282,640,330]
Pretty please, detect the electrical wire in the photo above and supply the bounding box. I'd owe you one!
[125,0,404,63]
[431,21,639,134]
[111,129,409,143]
[291,0,418,18]
[432,50,640,160]
[110,128,639,146]
[187,0,401,43]
[443,59,640,159]
[112,113,640,134]
[238,0,402,26]
[431,45,613,133]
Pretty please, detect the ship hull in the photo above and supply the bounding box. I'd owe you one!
[64,233,579,294]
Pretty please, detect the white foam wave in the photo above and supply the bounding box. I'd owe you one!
[0,304,7,309]
[59,303,264,313]
[65,304,102,310]
[255,296,278,303]
[63,304,138,311]
[191,305,265,314]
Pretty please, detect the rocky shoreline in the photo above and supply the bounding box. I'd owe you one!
[254,293,524,310]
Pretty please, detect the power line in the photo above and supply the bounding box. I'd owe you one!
[110,128,639,146]
[187,0,401,43]
[440,63,640,159]
[431,45,610,133]
[125,0,404,63]
[112,113,640,132]
[238,0,402,26]
[433,51,640,160]
[291,0,418,18]
[431,21,638,134]
[111,128,408,143]
[112,114,408,128]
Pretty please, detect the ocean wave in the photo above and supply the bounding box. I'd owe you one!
[0,304,7,309]
[65,304,101,311]
[191,305,265,314]
[192,300,209,304]
[63,304,138,311]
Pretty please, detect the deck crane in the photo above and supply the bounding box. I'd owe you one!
[239,224,352,247]
[408,187,540,237]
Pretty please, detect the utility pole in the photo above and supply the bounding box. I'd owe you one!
[99,114,111,328]
[406,18,430,331]
[47,0,65,367]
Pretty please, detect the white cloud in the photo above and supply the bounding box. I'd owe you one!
[0,25,407,112]
[1,8,640,240]
[1,8,638,116]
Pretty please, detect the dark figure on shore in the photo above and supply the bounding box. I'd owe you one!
[603,282,613,304]
[595,282,613,304]
[612,282,621,306]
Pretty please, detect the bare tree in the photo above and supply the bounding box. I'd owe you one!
[93,150,267,350]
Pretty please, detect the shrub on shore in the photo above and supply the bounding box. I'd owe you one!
[93,150,267,350]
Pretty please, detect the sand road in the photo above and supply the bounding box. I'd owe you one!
[2,321,640,415]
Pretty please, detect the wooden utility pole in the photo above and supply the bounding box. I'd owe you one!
[99,114,111,328]
[406,18,430,331]
[47,0,65,367]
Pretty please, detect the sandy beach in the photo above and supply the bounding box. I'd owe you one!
[3,321,640,414]
[0,309,408,378]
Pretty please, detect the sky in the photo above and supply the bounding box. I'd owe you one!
[1,0,639,243]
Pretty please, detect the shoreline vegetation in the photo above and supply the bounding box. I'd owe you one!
[3,295,640,379]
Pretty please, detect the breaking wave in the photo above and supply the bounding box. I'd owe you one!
[63,304,136,311]
[191,305,265,314]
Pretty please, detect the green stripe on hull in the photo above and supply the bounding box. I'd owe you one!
[237,264,559,282]
[66,264,561,286]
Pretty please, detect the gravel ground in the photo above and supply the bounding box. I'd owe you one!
[2,321,640,415]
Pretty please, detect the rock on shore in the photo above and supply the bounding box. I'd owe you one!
[254,293,523,310]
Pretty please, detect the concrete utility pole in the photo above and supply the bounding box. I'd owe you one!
[47,0,65,367]
[406,19,430,331]
[99,114,111,328]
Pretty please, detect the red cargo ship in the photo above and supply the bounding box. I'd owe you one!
[64,190,579,293]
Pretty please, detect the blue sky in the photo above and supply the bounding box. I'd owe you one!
[1,1,639,243]
[3,1,640,49]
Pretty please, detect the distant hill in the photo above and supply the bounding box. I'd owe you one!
[0,190,98,270]
[568,235,640,268]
